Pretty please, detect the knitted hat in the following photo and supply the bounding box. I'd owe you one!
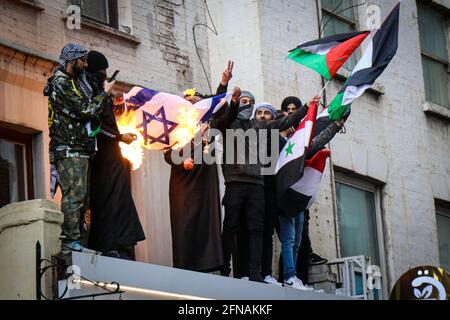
[86,50,109,73]
[239,90,255,102]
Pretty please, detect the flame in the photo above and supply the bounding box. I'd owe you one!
[116,110,146,171]
[115,99,202,168]
[171,107,201,150]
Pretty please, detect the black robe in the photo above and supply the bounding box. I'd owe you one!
[164,146,223,272]
[88,97,146,254]
[163,97,239,272]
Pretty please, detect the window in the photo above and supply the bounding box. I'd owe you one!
[321,0,359,69]
[436,202,450,272]
[0,126,34,208]
[417,2,450,108]
[335,173,385,298]
[70,0,118,29]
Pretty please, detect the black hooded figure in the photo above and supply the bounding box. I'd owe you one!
[86,50,145,259]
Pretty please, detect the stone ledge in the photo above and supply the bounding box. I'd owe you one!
[63,18,141,45]
[5,0,45,11]
[0,38,58,68]
[334,68,385,96]
[0,200,63,234]
[423,101,450,121]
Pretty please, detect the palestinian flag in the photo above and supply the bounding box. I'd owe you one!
[287,31,370,80]
[279,149,331,215]
[313,107,331,139]
[276,101,318,215]
[327,1,400,121]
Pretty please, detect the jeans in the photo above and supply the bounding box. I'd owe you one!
[279,212,304,281]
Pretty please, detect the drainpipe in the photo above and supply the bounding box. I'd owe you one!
[315,0,341,260]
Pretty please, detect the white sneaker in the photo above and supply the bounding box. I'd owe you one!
[241,276,249,281]
[304,284,325,293]
[315,289,326,293]
[264,275,282,286]
[284,276,314,291]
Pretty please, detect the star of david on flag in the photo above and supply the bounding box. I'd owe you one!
[122,86,230,150]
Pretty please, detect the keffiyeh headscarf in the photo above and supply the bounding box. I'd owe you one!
[59,43,93,99]
[251,102,277,120]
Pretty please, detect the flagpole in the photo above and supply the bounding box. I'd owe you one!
[318,79,331,97]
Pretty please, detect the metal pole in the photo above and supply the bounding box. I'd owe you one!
[36,241,41,300]
[318,79,332,97]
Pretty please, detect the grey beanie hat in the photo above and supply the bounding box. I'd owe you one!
[239,90,255,102]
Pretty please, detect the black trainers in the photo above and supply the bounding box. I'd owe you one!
[310,253,328,265]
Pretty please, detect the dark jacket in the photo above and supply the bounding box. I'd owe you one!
[44,69,107,163]
[222,104,309,186]
[279,121,341,159]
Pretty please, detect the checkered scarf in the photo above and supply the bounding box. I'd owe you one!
[59,43,93,99]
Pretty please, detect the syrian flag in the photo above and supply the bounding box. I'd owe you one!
[278,149,331,215]
[288,31,370,80]
[123,86,229,149]
[276,101,318,215]
[327,1,400,121]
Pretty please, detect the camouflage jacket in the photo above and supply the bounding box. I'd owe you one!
[44,70,108,164]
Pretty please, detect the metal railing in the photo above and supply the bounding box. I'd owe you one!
[327,255,380,300]
[35,241,124,300]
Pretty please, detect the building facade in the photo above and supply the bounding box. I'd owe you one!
[0,0,449,298]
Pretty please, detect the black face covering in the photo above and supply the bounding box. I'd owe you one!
[92,71,107,90]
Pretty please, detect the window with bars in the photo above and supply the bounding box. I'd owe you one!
[417,2,450,108]
[70,0,118,29]
[321,0,359,70]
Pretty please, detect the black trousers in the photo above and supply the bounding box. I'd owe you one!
[261,185,278,277]
[221,182,264,277]
[296,209,312,283]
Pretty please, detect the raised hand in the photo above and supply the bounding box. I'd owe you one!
[104,79,116,93]
[220,60,234,86]
[308,95,321,106]
[231,86,241,104]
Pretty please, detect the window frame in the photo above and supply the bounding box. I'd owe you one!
[333,171,388,298]
[417,1,450,108]
[0,126,35,204]
[319,0,359,70]
[435,200,450,271]
[70,0,119,29]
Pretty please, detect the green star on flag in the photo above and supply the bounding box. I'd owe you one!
[285,142,295,157]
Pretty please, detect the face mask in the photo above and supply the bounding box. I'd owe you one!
[93,71,107,87]
[237,104,253,120]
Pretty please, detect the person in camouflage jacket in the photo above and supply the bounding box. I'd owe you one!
[45,68,107,163]
[44,43,115,255]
